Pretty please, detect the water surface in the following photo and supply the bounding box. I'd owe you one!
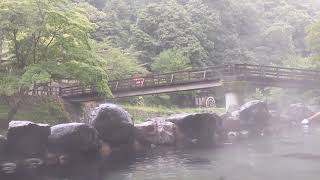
[105,125,320,180]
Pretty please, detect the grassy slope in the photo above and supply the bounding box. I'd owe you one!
[122,105,225,124]
[0,102,68,126]
[0,101,68,135]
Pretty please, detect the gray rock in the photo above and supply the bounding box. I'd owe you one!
[6,121,50,158]
[183,157,211,165]
[0,135,6,161]
[89,103,134,146]
[239,100,270,133]
[220,111,241,132]
[167,113,222,146]
[283,103,314,122]
[135,118,176,146]
[0,135,5,145]
[48,123,100,155]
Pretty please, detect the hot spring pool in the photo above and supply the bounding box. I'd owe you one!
[104,125,320,180]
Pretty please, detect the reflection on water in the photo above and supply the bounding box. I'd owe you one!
[104,125,320,180]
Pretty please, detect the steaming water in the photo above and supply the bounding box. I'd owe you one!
[105,125,320,180]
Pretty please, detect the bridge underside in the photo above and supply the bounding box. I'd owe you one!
[63,79,223,102]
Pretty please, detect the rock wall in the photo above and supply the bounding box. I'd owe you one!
[0,101,273,179]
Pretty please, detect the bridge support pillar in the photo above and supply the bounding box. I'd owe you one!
[225,91,240,112]
[223,80,248,112]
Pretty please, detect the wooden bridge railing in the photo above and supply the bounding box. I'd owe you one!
[235,64,320,81]
[27,64,320,98]
[60,65,227,97]
[25,87,61,97]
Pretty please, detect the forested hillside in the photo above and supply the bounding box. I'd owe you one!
[1,0,320,81]
[85,0,320,71]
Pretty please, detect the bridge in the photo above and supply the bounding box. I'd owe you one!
[54,64,320,103]
[27,64,320,109]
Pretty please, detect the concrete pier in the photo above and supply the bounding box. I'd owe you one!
[225,92,240,112]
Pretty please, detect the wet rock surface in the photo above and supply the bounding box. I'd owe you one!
[283,103,314,123]
[219,101,272,140]
[135,118,177,146]
[167,113,222,146]
[0,135,6,161]
[220,111,241,132]
[47,123,102,180]
[238,100,270,133]
[90,103,134,146]
[6,121,50,159]
[48,123,100,156]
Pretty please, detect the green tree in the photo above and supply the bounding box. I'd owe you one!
[92,0,137,48]
[151,48,193,108]
[133,0,219,67]
[151,48,191,73]
[90,0,220,68]
[0,0,109,126]
[305,17,320,70]
[94,41,147,80]
[306,18,320,61]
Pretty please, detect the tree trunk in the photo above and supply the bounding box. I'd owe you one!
[2,97,23,129]
[7,102,21,122]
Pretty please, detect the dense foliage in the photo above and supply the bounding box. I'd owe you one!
[87,0,320,68]
[1,0,320,124]
[86,0,320,107]
[0,0,110,95]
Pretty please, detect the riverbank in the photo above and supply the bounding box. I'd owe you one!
[0,104,67,124]
[0,102,224,135]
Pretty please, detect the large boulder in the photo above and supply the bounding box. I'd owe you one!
[167,113,221,146]
[238,100,270,134]
[89,103,134,146]
[48,123,100,156]
[0,135,5,143]
[283,103,314,123]
[135,118,176,146]
[220,111,241,132]
[48,123,104,180]
[266,103,298,132]
[0,135,6,162]
[6,121,50,159]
